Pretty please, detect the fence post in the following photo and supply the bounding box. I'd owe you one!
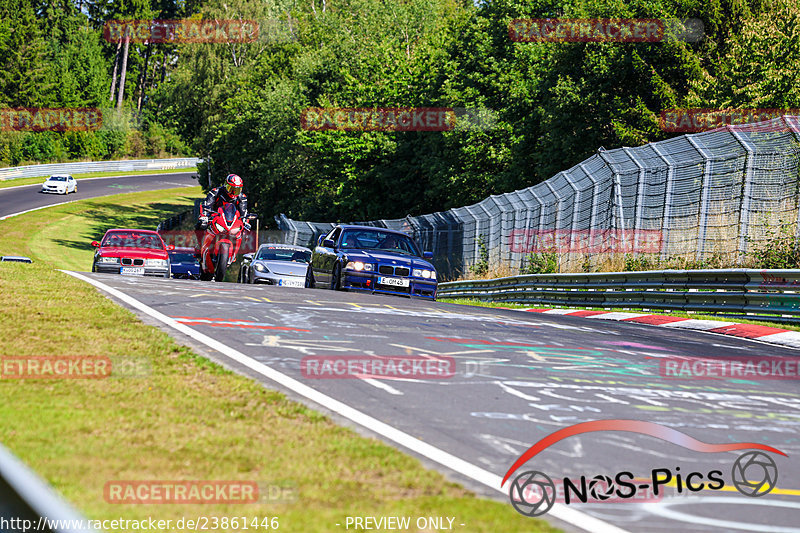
[623,147,646,252]
[686,135,712,262]
[652,143,675,261]
[784,116,800,243]
[579,163,601,238]
[597,151,627,251]
[728,127,755,260]
[563,172,581,254]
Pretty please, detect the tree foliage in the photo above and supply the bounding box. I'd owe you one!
[0,0,794,222]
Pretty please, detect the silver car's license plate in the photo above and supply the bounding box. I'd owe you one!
[378,276,409,287]
[120,267,145,275]
[278,279,304,288]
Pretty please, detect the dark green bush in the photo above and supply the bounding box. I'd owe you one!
[469,235,489,276]
[746,223,800,269]
[522,250,558,274]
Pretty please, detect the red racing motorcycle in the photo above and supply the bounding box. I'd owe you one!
[198,202,256,281]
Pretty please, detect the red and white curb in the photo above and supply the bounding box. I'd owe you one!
[517,308,800,349]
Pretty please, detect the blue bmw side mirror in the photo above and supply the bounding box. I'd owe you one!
[423,251,433,259]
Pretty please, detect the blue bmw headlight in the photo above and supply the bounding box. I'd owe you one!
[413,268,436,279]
[346,261,373,271]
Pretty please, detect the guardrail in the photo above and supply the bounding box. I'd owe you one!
[157,210,191,232]
[437,269,800,316]
[0,443,95,532]
[0,157,200,181]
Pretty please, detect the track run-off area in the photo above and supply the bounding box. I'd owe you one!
[65,271,800,533]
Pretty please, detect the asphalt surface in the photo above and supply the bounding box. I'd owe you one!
[0,172,199,219]
[76,272,800,533]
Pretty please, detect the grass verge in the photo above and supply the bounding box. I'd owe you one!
[0,189,556,532]
[441,298,800,333]
[0,167,198,190]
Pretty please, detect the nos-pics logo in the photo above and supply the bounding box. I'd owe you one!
[501,420,785,517]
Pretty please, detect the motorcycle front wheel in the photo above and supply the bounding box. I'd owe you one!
[215,242,230,282]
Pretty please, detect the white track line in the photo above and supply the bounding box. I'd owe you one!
[361,377,404,395]
[62,270,630,533]
[0,201,81,221]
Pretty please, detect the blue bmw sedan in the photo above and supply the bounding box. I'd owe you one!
[307,225,437,299]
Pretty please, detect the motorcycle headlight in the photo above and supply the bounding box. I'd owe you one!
[99,256,119,264]
[214,222,225,232]
[145,259,168,267]
[254,263,269,273]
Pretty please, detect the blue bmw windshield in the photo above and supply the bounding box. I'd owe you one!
[340,229,421,256]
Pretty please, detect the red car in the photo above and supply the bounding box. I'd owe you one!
[91,229,173,277]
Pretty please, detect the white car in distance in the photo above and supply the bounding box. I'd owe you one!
[41,175,77,194]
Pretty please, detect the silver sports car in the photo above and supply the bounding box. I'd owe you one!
[238,244,311,287]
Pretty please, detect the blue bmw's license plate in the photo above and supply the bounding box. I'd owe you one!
[378,276,409,287]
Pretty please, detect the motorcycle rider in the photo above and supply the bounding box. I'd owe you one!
[195,174,250,247]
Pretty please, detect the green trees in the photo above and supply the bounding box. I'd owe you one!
[691,0,800,108]
[1,0,797,223]
[178,0,710,223]
[0,0,191,166]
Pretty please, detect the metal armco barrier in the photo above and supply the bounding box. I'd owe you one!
[0,157,200,181]
[156,210,190,232]
[437,269,800,316]
[0,443,94,532]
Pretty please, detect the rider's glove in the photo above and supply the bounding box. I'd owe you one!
[243,222,252,231]
[199,216,209,225]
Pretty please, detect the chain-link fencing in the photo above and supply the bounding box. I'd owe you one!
[277,117,800,280]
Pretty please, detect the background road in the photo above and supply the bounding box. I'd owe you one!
[0,172,198,219]
[76,273,800,533]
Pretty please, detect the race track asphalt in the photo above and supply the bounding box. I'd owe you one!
[0,172,199,220]
[70,272,800,533]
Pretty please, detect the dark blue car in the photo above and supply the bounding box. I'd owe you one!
[169,248,201,279]
[307,225,437,299]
